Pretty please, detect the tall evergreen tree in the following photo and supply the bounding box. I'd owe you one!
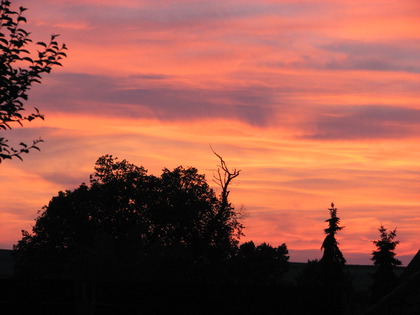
[297,203,351,291]
[316,202,353,315]
[320,202,346,266]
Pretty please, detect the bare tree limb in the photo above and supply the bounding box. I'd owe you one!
[210,145,241,212]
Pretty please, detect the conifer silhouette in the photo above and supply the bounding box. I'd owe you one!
[370,225,401,303]
[320,203,346,266]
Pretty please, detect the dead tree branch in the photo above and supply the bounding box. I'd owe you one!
[211,146,241,211]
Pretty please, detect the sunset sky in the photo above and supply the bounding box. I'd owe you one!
[1,0,420,265]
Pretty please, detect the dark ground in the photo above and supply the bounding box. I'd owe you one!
[0,250,407,314]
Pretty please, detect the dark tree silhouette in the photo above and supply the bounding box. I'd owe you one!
[371,225,401,269]
[13,155,243,280]
[320,202,346,266]
[370,225,402,303]
[0,0,67,163]
[318,202,351,290]
[298,203,351,291]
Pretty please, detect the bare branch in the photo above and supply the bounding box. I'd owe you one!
[210,145,240,189]
[210,146,241,213]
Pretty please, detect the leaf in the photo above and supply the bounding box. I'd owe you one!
[16,28,29,36]
[15,154,23,161]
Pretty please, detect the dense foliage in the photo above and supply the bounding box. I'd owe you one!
[229,241,290,285]
[0,0,67,162]
[13,155,244,280]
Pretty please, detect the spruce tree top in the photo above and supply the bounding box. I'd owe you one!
[320,203,346,266]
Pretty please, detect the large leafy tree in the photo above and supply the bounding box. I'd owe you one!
[0,0,67,163]
[370,225,402,303]
[13,155,243,280]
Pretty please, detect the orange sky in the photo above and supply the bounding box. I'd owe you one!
[1,0,420,265]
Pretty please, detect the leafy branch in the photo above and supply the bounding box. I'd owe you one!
[0,0,67,163]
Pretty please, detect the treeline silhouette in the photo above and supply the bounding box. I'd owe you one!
[6,155,406,314]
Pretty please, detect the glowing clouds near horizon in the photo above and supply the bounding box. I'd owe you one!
[2,0,420,265]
